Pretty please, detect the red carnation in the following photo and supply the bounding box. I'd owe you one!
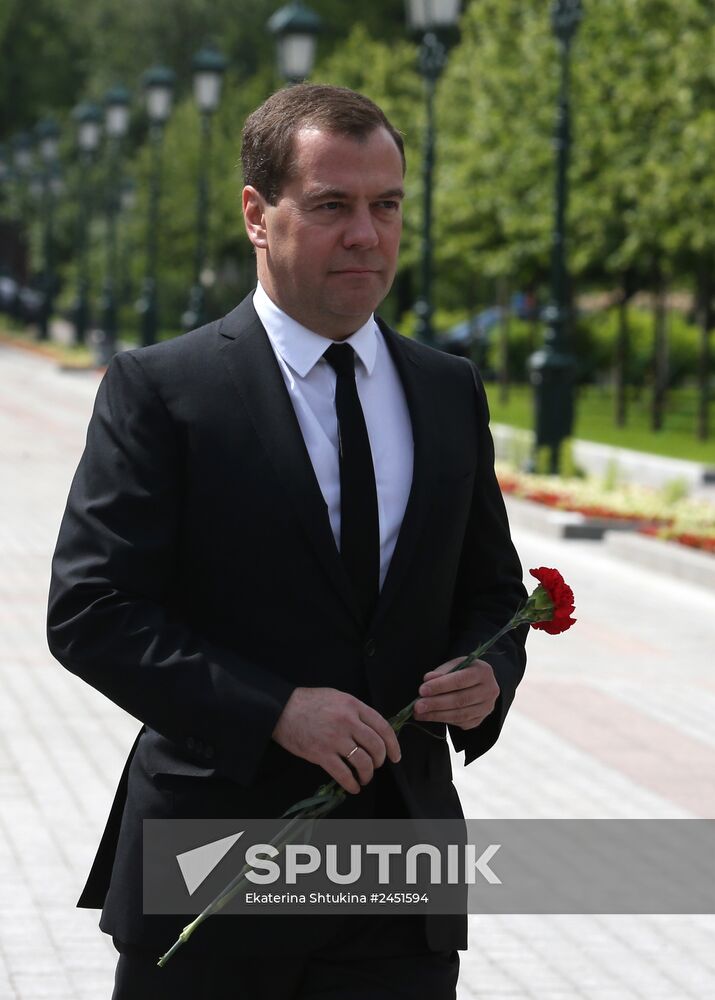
[528,566,577,634]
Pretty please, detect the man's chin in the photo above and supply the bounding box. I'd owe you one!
[328,300,382,330]
[329,286,389,318]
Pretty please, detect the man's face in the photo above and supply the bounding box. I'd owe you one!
[243,126,404,340]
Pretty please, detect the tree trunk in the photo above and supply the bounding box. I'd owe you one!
[695,259,712,442]
[650,263,668,433]
[497,276,510,405]
[614,291,629,427]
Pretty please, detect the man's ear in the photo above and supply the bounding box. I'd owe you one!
[242,185,269,248]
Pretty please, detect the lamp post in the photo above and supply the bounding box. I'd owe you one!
[71,102,102,345]
[118,176,136,310]
[95,86,131,362]
[34,118,61,340]
[267,2,322,83]
[138,66,175,347]
[527,0,582,474]
[0,144,8,217]
[182,44,227,332]
[0,144,13,300]
[10,132,33,230]
[0,143,9,225]
[405,0,461,347]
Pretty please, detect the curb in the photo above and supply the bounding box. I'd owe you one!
[603,531,715,591]
[492,423,715,491]
[505,495,715,591]
[503,495,653,541]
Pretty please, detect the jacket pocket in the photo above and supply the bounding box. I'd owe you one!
[149,758,217,783]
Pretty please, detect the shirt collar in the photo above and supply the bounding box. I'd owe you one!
[253,281,378,378]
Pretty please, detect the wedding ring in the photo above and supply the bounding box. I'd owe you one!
[345,746,360,761]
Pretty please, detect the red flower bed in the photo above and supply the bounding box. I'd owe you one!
[497,469,714,556]
[523,489,563,506]
[677,533,715,553]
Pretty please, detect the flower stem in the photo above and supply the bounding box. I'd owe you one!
[387,612,525,734]
[157,814,316,967]
[158,611,528,967]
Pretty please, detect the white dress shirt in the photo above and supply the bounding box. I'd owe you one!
[253,282,413,590]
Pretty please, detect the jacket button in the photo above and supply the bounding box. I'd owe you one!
[364,639,376,657]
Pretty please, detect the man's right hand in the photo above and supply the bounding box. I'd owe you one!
[272,687,401,794]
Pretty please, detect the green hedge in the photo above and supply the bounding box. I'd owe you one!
[479,306,704,386]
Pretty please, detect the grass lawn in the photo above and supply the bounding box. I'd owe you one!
[0,327,94,368]
[484,382,715,465]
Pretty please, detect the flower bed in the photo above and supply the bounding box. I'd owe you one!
[496,464,715,555]
[639,525,715,555]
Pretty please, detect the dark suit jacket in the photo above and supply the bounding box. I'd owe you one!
[47,293,527,956]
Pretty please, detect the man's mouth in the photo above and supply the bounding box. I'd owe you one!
[330,268,379,275]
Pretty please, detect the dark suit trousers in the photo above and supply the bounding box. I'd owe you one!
[112,915,459,999]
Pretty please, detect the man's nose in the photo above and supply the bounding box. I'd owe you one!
[342,206,379,249]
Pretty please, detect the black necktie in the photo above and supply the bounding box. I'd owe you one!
[323,342,379,622]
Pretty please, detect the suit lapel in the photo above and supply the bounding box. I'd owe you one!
[371,321,441,632]
[218,296,362,626]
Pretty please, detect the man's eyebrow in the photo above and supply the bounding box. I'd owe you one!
[376,188,405,201]
[303,187,349,204]
[302,186,405,204]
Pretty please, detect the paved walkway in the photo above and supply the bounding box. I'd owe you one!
[1,342,714,999]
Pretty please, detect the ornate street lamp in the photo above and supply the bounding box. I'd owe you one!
[528,0,582,474]
[71,101,102,345]
[182,43,227,332]
[11,133,34,175]
[405,0,461,347]
[75,103,102,155]
[34,118,61,340]
[37,118,60,164]
[138,65,175,347]
[267,2,322,83]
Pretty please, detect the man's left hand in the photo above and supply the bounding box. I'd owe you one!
[413,657,499,730]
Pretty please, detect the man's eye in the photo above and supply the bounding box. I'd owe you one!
[377,201,400,211]
[320,202,342,211]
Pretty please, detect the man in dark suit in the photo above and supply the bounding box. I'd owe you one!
[48,84,527,999]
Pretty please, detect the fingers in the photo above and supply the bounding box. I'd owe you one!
[415,660,500,730]
[351,720,387,769]
[324,755,362,795]
[358,705,402,764]
[271,687,401,792]
[421,661,489,695]
[413,703,493,729]
[341,745,375,787]
[423,656,467,681]
[337,715,400,789]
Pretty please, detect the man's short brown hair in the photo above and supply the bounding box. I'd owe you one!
[241,83,406,204]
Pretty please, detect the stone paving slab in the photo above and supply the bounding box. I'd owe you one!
[455,527,715,999]
[1,342,714,999]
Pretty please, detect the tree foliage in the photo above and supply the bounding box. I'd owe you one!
[4,0,715,343]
